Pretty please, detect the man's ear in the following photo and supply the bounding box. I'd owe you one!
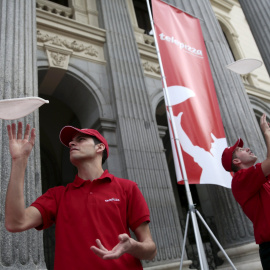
[96,143,105,153]
[232,158,241,166]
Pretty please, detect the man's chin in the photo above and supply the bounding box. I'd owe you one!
[70,157,80,166]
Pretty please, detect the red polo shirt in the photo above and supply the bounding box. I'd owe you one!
[31,170,150,270]
[231,163,270,244]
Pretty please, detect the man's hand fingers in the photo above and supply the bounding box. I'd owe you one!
[29,128,36,146]
[90,246,109,259]
[7,125,12,140]
[91,247,121,260]
[260,114,270,132]
[90,246,104,257]
[103,251,121,260]
[95,239,108,251]
[23,124,30,141]
[91,236,128,260]
[17,122,23,140]
[7,123,35,144]
[90,239,109,259]
[118,234,129,242]
[11,123,16,138]
[260,113,266,123]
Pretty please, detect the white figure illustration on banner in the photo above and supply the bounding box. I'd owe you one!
[167,85,232,188]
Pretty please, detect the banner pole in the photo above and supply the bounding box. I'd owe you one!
[146,1,209,269]
[179,211,190,270]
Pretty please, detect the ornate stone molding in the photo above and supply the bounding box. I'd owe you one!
[143,34,155,47]
[246,83,270,102]
[242,73,260,87]
[44,44,72,69]
[37,28,103,65]
[137,38,161,78]
[36,6,106,66]
[210,0,237,13]
[142,60,160,78]
[249,95,270,116]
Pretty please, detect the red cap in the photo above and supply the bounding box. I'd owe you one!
[221,138,243,171]
[59,126,109,160]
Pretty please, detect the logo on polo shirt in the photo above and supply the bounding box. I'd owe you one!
[105,198,120,202]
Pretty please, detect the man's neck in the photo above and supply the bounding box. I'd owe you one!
[76,162,104,181]
[239,162,255,171]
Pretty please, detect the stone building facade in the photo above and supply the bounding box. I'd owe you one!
[0,0,270,269]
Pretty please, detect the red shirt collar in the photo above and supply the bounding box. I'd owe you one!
[72,170,113,188]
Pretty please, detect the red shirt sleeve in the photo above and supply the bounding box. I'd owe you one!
[31,186,65,230]
[127,184,150,232]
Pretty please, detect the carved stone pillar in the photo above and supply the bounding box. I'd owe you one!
[238,0,270,77]
[0,1,46,269]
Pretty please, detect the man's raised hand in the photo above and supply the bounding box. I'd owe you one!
[7,122,36,160]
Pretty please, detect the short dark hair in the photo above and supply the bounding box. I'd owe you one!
[91,136,107,164]
[231,151,239,173]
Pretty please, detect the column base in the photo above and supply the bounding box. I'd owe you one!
[0,262,47,269]
[217,242,262,270]
[144,260,193,270]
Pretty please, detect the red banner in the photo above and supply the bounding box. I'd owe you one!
[152,0,232,188]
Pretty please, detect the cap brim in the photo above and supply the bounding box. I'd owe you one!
[59,126,82,147]
[233,138,244,150]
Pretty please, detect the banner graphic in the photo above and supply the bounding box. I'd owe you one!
[152,0,232,188]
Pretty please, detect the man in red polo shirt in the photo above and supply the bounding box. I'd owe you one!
[5,122,157,269]
[221,113,270,270]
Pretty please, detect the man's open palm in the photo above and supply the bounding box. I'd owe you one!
[7,122,35,159]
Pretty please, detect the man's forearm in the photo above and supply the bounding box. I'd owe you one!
[265,133,270,159]
[5,158,28,232]
[260,114,270,176]
[128,238,157,261]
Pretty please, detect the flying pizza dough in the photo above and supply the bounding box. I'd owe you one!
[0,97,49,120]
[226,58,263,75]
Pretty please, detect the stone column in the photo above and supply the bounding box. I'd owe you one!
[238,0,270,77]
[165,0,265,268]
[98,0,192,269]
[0,1,46,269]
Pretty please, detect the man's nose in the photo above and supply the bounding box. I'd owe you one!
[69,140,75,147]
